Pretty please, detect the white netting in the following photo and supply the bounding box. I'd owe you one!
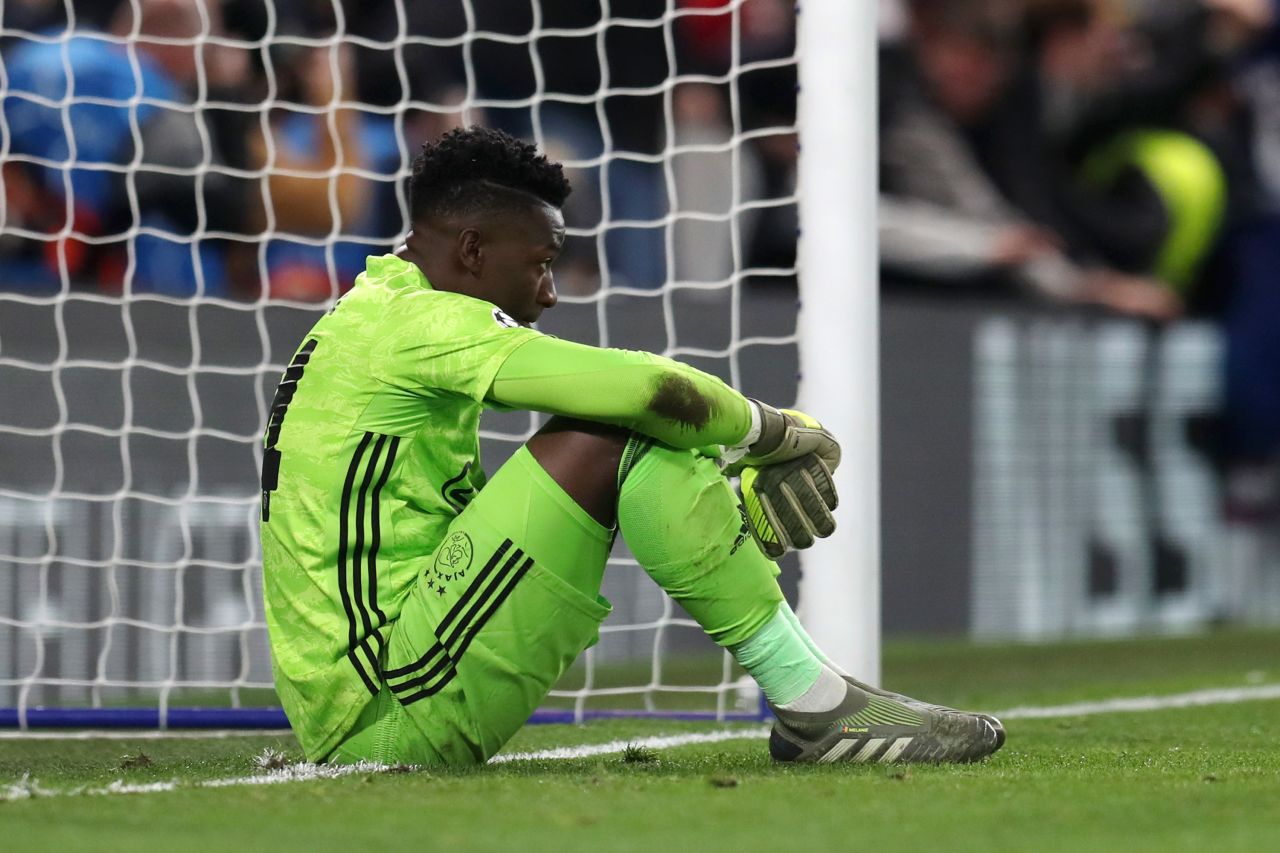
[0,0,801,721]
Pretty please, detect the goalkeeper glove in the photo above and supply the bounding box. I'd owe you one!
[741,401,841,473]
[740,453,838,560]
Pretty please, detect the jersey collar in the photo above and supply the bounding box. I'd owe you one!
[365,254,433,290]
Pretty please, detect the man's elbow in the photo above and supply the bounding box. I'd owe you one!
[646,372,714,431]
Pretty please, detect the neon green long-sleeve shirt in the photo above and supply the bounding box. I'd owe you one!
[262,254,753,759]
[489,334,753,449]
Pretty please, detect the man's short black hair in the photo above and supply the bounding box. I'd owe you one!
[410,126,571,222]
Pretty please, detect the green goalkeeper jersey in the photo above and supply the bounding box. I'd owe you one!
[262,254,754,759]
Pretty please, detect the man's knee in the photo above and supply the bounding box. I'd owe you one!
[525,417,630,527]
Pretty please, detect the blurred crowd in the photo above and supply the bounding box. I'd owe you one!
[0,0,797,300]
[881,0,1280,507]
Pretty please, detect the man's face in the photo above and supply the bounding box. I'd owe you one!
[914,30,1012,125]
[477,203,565,325]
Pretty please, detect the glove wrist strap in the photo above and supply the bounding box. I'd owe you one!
[746,399,786,457]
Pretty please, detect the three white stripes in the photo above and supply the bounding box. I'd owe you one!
[818,736,913,764]
[878,738,913,763]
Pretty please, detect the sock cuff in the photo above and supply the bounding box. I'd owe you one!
[778,600,848,674]
[729,603,823,707]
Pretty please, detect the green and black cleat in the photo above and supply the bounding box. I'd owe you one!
[839,675,1006,751]
[768,680,1005,764]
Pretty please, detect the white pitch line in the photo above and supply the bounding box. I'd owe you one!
[0,732,775,803]
[2,761,393,802]
[488,726,771,764]
[5,683,1280,802]
[992,683,1280,720]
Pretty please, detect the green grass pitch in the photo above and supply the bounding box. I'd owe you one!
[5,630,1280,852]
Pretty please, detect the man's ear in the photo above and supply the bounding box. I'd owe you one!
[457,227,484,277]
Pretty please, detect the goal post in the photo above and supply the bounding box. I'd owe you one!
[795,0,880,684]
[0,0,879,728]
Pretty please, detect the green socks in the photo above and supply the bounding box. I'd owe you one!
[778,599,851,678]
[728,603,824,706]
[615,439,843,709]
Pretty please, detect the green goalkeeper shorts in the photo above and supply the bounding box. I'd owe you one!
[327,446,613,766]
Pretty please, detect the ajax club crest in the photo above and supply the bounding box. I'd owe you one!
[429,532,474,595]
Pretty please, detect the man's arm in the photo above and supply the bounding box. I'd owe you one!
[488,335,755,450]
[490,334,842,557]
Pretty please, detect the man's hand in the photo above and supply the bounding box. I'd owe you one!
[741,453,838,560]
[732,402,841,558]
[742,402,841,473]
[1077,270,1183,324]
[989,225,1061,268]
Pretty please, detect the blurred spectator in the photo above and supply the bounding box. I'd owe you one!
[535,0,671,290]
[1,0,252,295]
[878,0,1280,512]
[736,0,800,283]
[0,0,807,299]
[245,0,477,300]
[247,36,398,300]
[1198,0,1280,513]
[1213,0,1280,195]
[1111,0,1280,509]
[879,0,1188,321]
[1028,1,1230,296]
[669,83,752,287]
[679,0,799,286]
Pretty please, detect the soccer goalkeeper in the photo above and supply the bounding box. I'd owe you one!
[261,127,1004,766]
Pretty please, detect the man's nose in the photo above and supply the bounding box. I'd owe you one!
[538,274,558,308]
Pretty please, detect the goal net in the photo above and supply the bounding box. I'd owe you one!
[0,0,811,727]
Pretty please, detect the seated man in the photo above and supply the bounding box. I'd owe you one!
[260,127,1005,766]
